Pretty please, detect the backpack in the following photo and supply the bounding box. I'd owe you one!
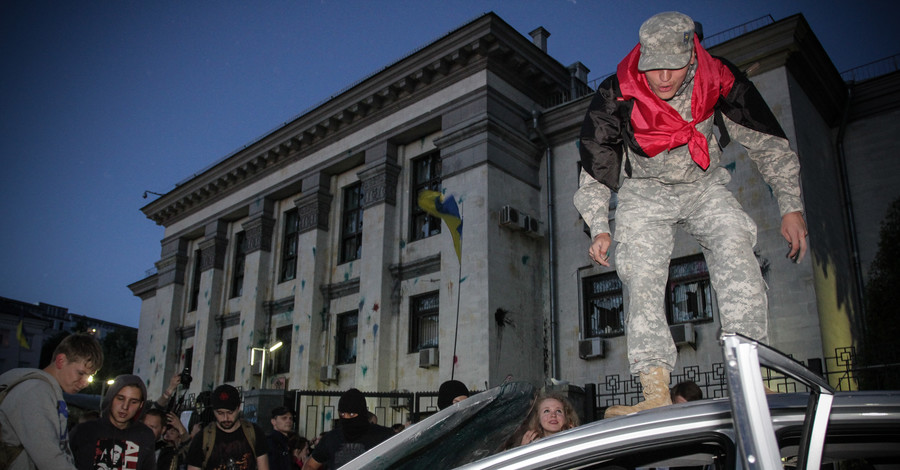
[201,419,257,468]
[0,371,57,470]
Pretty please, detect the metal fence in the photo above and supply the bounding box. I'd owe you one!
[585,344,900,420]
[288,388,483,439]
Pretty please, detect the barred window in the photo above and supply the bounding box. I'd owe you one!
[410,152,442,241]
[224,338,238,382]
[188,249,202,311]
[340,183,363,264]
[280,209,299,282]
[582,272,624,338]
[666,254,715,324]
[230,231,246,298]
[410,291,439,352]
[273,325,292,374]
[337,311,358,365]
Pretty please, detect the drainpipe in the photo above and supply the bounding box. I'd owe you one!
[532,109,560,379]
[835,82,867,339]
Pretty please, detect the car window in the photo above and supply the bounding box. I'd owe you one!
[778,425,900,469]
[524,434,734,470]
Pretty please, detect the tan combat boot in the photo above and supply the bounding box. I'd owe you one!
[604,367,673,418]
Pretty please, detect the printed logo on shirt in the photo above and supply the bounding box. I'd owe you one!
[91,438,140,470]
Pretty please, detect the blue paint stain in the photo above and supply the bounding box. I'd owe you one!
[301,279,306,290]
[373,324,379,337]
[161,318,165,325]
[344,272,350,281]
[162,345,166,352]
[460,276,468,283]
[324,410,332,421]
[399,240,406,249]
[298,344,304,357]
[312,246,316,257]
[361,365,368,377]
[724,162,736,173]
[522,255,530,265]
[358,297,365,310]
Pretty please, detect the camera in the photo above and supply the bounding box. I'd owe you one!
[179,367,192,387]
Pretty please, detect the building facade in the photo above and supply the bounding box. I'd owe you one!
[130,12,898,432]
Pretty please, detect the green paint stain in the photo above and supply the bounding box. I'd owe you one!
[522,255,530,265]
[399,240,406,249]
[460,276,468,283]
[361,365,368,377]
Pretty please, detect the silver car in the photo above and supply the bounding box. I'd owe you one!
[346,335,900,469]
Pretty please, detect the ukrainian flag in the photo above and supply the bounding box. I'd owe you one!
[17,319,29,349]
[418,190,463,261]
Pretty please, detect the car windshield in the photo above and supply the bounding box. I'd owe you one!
[345,381,535,469]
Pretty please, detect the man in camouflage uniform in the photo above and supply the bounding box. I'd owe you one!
[574,11,808,417]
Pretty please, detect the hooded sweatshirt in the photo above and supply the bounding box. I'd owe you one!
[69,374,156,470]
[0,368,78,470]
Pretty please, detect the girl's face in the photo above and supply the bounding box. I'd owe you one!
[538,398,567,434]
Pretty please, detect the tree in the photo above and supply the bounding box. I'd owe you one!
[100,328,137,381]
[860,197,900,389]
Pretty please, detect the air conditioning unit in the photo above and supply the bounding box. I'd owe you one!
[418,347,438,368]
[522,215,541,237]
[319,365,338,383]
[250,360,263,375]
[578,337,605,359]
[670,323,696,349]
[500,205,522,229]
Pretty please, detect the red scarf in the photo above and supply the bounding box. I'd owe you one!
[617,36,734,169]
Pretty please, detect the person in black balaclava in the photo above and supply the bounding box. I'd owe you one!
[437,380,470,410]
[304,388,394,469]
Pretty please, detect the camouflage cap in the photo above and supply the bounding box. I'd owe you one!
[638,11,695,71]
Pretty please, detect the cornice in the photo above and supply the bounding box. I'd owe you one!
[708,14,846,126]
[141,13,571,227]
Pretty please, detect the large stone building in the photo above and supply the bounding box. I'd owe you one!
[130,12,898,433]
[0,296,136,374]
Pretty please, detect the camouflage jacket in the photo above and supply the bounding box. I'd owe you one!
[574,58,803,237]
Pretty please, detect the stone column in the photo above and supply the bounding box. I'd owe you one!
[355,141,401,391]
[192,220,229,392]
[237,198,276,389]
[291,172,333,390]
[136,236,187,397]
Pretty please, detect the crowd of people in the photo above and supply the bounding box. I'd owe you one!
[0,333,707,470]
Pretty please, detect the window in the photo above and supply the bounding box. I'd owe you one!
[336,311,358,365]
[280,209,299,282]
[183,347,193,375]
[666,254,715,325]
[188,249,202,312]
[273,325,292,374]
[223,338,238,382]
[582,272,624,338]
[410,292,439,352]
[230,231,246,298]
[340,183,363,263]
[410,152,442,241]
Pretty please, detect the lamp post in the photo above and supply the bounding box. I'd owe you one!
[250,341,283,389]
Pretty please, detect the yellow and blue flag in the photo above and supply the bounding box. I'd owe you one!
[16,319,30,349]
[418,190,463,261]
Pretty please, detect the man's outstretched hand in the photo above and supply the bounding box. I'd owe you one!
[781,211,808,263]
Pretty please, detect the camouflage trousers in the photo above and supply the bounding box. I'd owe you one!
[615,169,768,375]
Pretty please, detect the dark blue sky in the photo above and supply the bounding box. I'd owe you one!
[1,1,896,328]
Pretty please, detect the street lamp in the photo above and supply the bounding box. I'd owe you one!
[250,341,283,389]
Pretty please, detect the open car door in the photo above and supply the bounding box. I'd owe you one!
[722,333,835,470]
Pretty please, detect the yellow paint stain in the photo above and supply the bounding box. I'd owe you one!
[812,253,858,391]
